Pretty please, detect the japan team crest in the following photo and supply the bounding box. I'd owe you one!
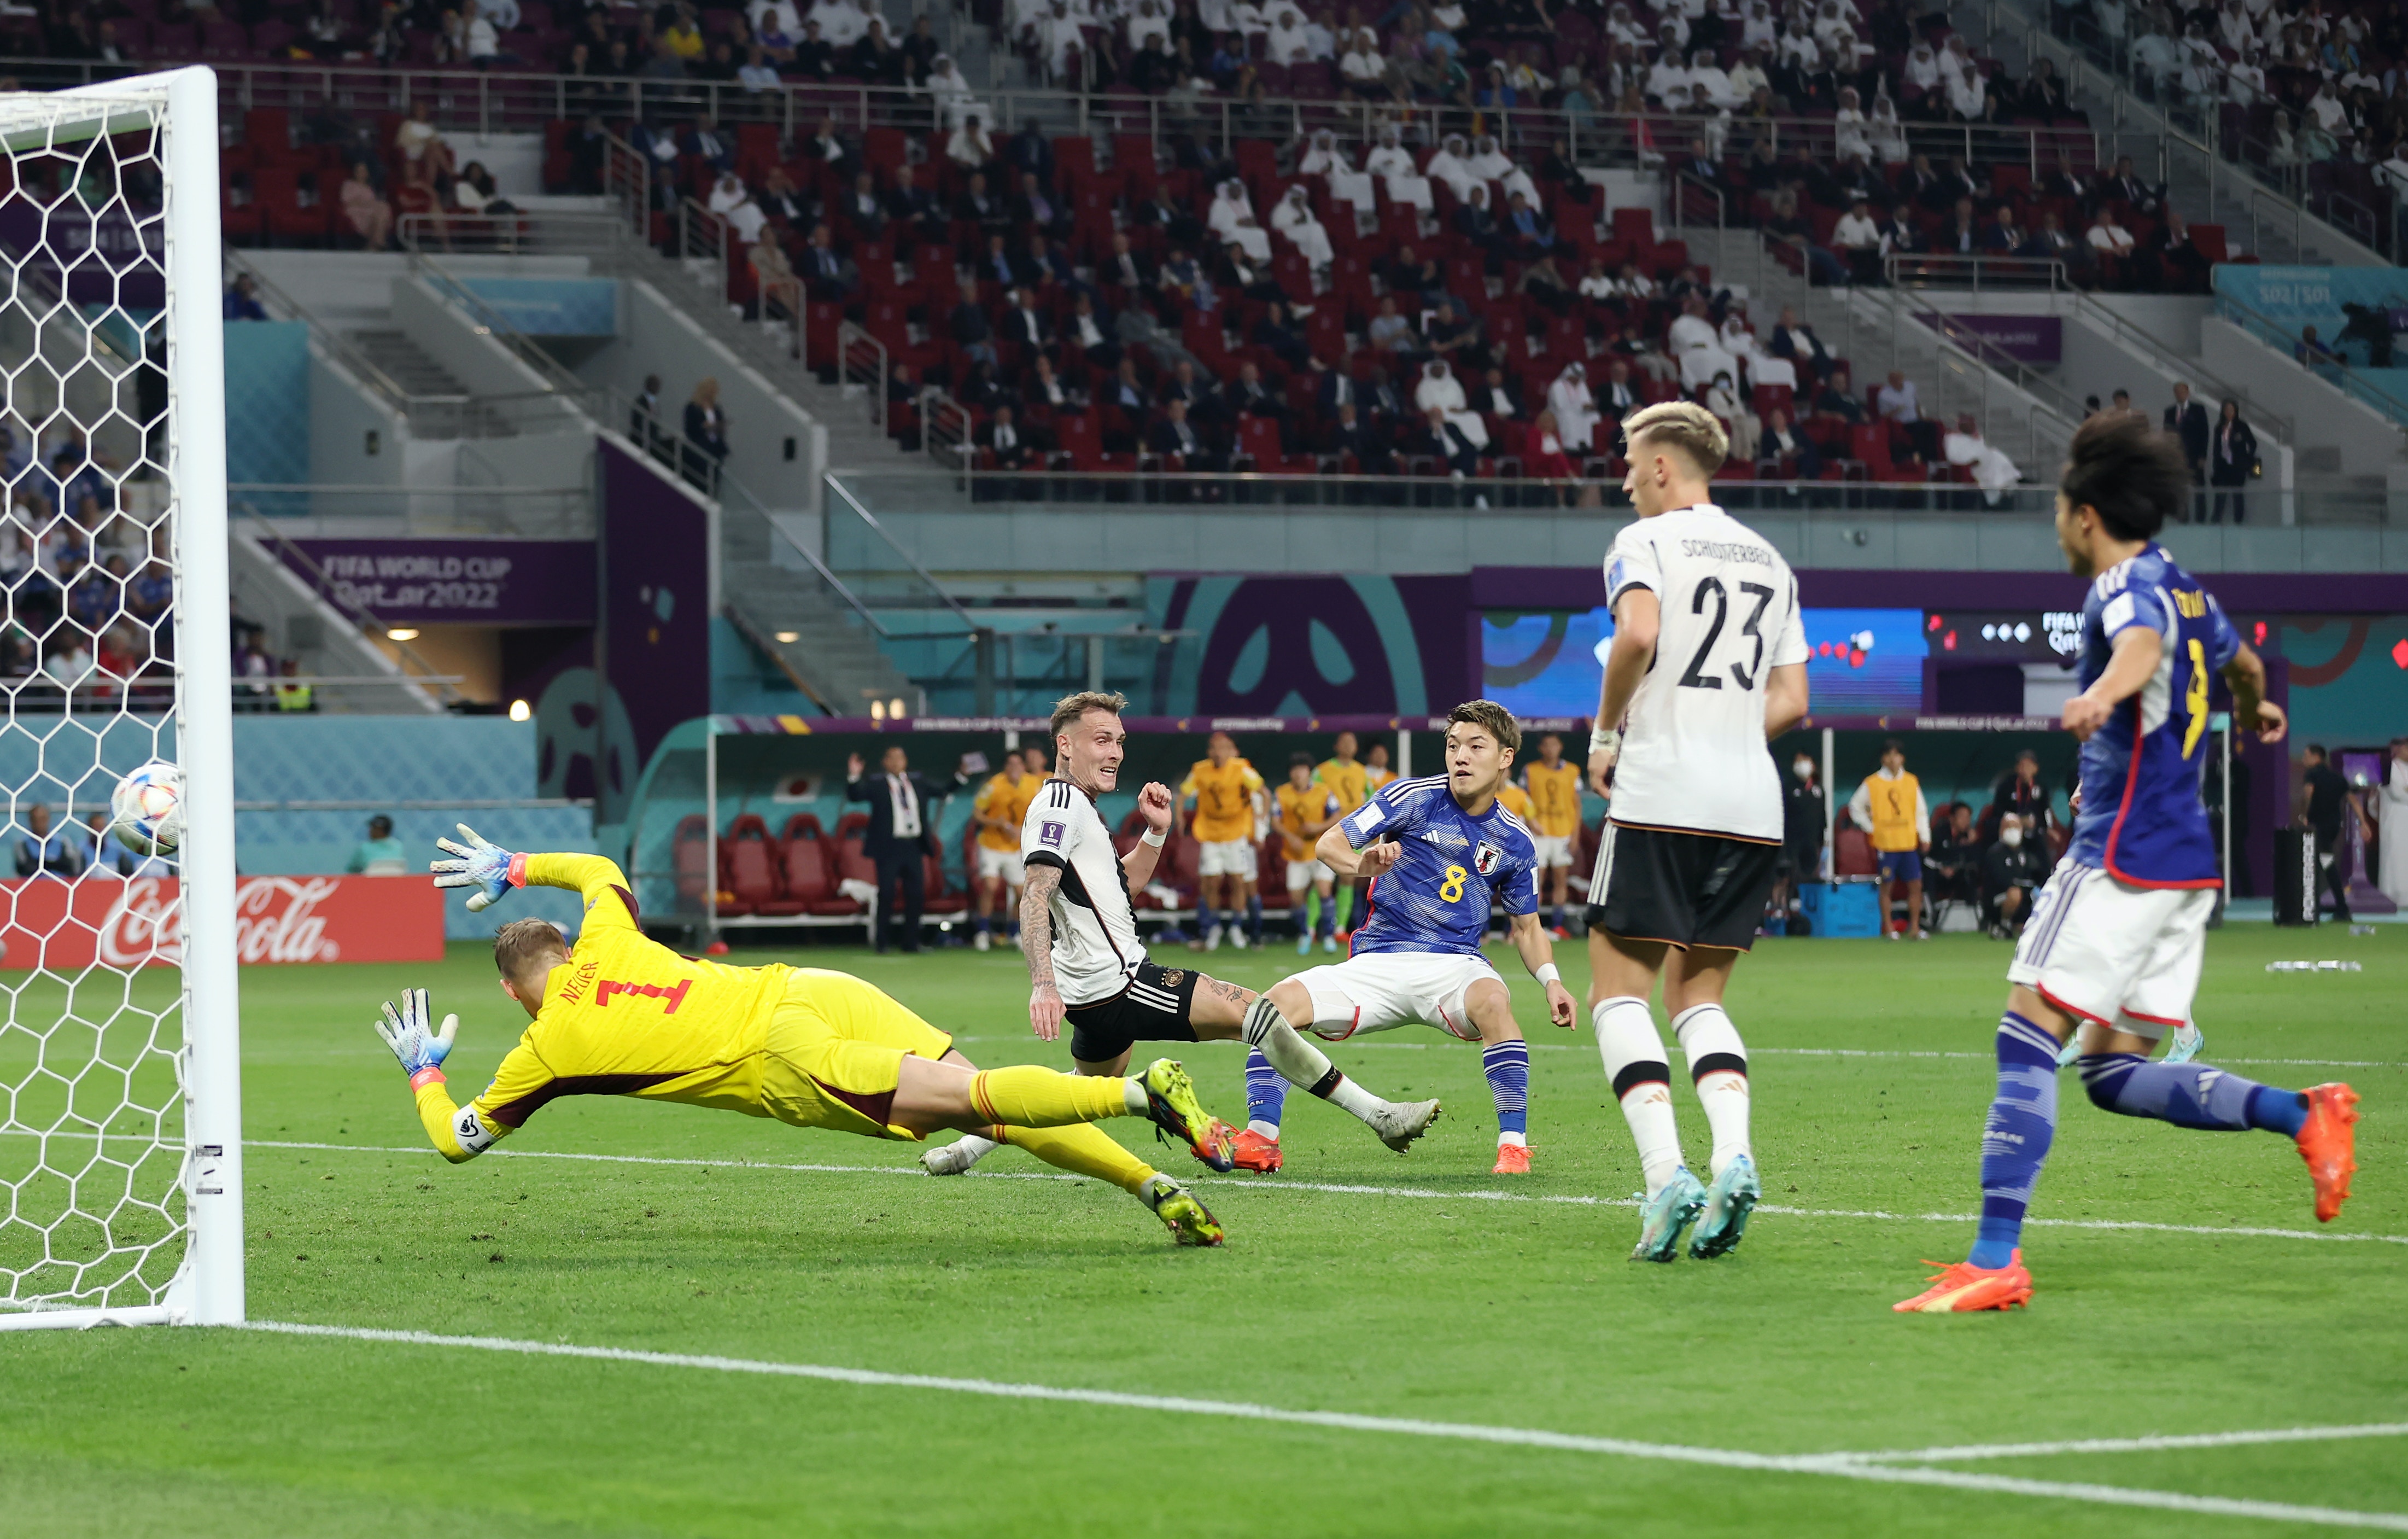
[1472,841,1503,876]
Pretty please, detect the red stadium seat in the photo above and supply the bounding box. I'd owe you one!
[721,814,805,917]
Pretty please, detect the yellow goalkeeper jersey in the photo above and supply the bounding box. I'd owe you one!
[1274,780,1341,861]
[1182,757,1265,842]
[1494,781,1534,823]
[973,770,1042,853]
[413,854,798,1159]
[1524,759,1583,838]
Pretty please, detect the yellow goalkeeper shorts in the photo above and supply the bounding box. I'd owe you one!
[759,969,955,1140]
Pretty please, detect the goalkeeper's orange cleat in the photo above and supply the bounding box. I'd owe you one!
[2298,1082,2360,1223]
[1227,1129,1283,1172]
[1491,1142,1532,1175]
[1893,1251,2034,1313]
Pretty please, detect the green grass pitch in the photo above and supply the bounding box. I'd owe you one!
[2,923,2401,1537]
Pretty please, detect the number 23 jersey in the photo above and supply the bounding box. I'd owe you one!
[2066,542,2238,887]
[1604,504,1808,842]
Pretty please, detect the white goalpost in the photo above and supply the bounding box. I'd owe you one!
[0,67,242,1329]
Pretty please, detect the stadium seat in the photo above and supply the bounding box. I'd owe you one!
[721,814,804,917]
[674,814,714,912]
[1833,825,1878,878]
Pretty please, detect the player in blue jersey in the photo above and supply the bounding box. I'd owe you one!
[1898,412,2360,1314]
[1225,701,1579,1175]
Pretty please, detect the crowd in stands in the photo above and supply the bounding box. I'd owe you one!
[599,102,2045,486]
[9,800,171,877]
[2053,0,2408,231]
[0,419,186,702]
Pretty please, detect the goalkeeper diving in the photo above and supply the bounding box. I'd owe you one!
[370,828,1232,1245]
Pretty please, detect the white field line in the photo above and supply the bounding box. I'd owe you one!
[1856,1424,2408,1464]
[232,1320,2408,1532]
[248,1139,2408,1247]
[942,1037,2406,1070]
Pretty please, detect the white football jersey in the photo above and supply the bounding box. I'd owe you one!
[1603,504,1808,842]
[1020,776,1144,1006]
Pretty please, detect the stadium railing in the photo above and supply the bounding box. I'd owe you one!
[11,56,2130,186]
[229,482,593,537]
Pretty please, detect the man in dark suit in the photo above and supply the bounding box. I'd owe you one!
[1228,361,1289,442]
[1979,203,2025,254]
[844,745,970,954]
[1100,231,1155,296]
[977,403,1039,470]
[954,171,1009,232]
[1148,399,1226,469]
[884,164,941,241]
[1319,400,1392,473]
[950,279,997,367]
[2164,381,2210,521]
[1160,359,1224,425]
[1313,355,1357,418]
[1362,365,1408,424]
[1003,287,1051,352]
[801,224,859,300]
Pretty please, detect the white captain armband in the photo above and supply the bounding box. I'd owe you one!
[452,1104,497,1156]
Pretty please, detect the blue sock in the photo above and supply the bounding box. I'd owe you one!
[973,913,990,936]
[1482,1040,1530,1141]
[1244,1046,1287,1134]
[1971,1011,2061,1269]
[1247,893,1263,941]
[1316,894,1336,939]
[2077,1053,2307,1135]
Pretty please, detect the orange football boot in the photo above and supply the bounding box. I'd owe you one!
[1892,1250,2035,1313]
[1491,1142,1532,1175]
[2298,1083,2360,1223]
[1228,1129,1284,1172]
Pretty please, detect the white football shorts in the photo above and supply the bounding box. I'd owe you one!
[1285,858,1335,892]
[975,845,1024,885]
[1531,833,1575,869]
[1198,837,1258,878]
[2007,861,2210,1039]
[1292,950,1506,1043]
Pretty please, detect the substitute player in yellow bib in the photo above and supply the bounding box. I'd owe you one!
[1276,752,1343,954]
[971,749,1044,952]
[1849,738,1932,940]
[370,830,1233,1245]
[1524,734,1585,935]
[1180,733,1267,949]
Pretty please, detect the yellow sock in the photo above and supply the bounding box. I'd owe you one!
[1001,1124,1155,1194]
[968,1065,1131,1128]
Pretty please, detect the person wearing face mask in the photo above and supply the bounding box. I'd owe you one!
[1778,749,1827,922]
[1925,802,1983,914]
[1980,812,2048,939]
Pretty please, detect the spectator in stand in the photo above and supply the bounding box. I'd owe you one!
[348,815,410,875]
[341,162,394,250]
[1875,369,1939,463]
[1548,362,1602,457]
[975,404,1038,472]
[1149,398,1225,470]
[223,274,268,321]
[2148,211,2210,294]
[800,224,858,298]
[1879,201,1921,256]
[682,378,729,487]
[750,230,802,325]
[2164,381,2210,515]
[1981,202,2027,254]
[2209,399,2259,524]
[2024,209,2090,283]
[1985,750,2056,844]
[1943,412,2021,497]
[1830,196,1882,284]
[2106,154,2163,215]
[395,100,455,183]
[950,280,996,369]
[1761,407,1822,477]
[1367,295,1421,361]
[14,805,84,879]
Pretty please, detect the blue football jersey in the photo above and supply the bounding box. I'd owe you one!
[1337,774,1540,957]
[2066,543,2239,888]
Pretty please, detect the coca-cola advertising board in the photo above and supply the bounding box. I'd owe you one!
[0,876,446,969]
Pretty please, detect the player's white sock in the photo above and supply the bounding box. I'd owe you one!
[1593,995,1685,1196]
[1671,1002,1751,1180]
[1242,995,1387,1124]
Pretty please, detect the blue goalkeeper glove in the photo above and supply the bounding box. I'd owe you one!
[373,988,459,1085]
[431,823,524,912]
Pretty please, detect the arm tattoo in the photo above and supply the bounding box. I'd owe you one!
[1020,864,1060,986]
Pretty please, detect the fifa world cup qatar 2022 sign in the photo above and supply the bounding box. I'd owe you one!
[0,875,447,969]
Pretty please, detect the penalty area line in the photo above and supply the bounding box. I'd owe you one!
[247,1140,2408,1247]
[232,1320,2408,1532]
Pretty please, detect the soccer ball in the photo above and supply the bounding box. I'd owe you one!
[109,761,183,856]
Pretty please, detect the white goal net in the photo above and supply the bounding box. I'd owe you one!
[0,69,242,1328]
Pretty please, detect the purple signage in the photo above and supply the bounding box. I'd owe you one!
[282,539,597,626]
[599,439,712,821]
[1915,312,2063,365]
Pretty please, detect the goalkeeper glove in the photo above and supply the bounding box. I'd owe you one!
[431,823,525,911]
[374,987,459,1086]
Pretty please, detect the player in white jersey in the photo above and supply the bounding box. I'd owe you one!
[1584,401,1813,1263]
[920,691,1439,1177]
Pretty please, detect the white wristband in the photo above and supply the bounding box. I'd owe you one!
[1588,727,1622,757]
[1533,963,1561,987]
[1141,827,1167,847]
